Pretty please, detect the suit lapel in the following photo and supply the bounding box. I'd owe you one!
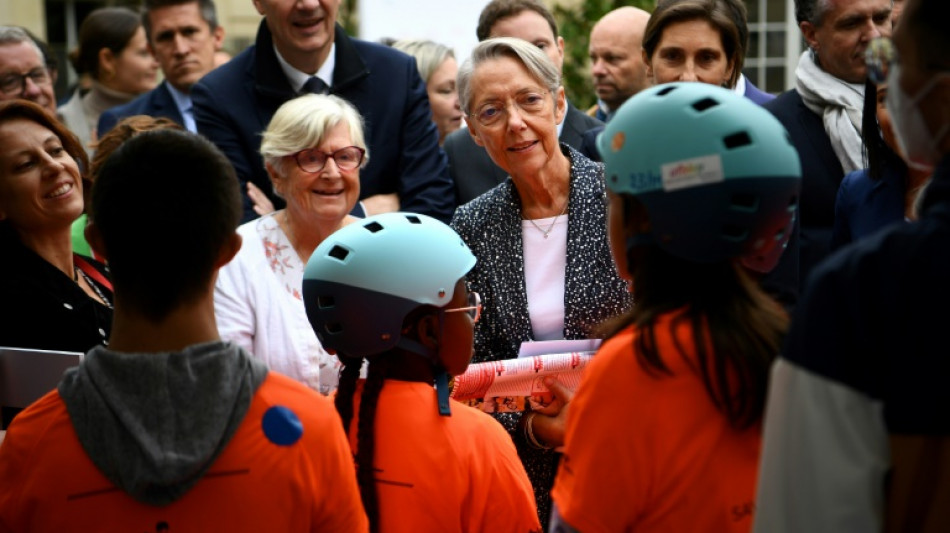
[559,102,585,147]
[153,83,185,125]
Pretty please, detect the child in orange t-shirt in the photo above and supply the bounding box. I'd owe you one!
[0,129,367,531]
[550,83,801,532]
[303,212,542,533]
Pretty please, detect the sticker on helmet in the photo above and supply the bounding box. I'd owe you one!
[661,154,724,191]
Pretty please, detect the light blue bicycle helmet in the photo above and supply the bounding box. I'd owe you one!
[598,82,801,272]
[303,213,476,415]
[303,211,475,358]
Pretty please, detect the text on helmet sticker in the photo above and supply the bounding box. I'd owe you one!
[661,154,724,191]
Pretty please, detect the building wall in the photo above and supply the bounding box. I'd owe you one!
[1,2,46,37]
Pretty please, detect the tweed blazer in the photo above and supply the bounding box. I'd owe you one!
[450,143,631,524]
[450,144,631,364]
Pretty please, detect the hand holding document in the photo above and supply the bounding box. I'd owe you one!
[450,339,600,413]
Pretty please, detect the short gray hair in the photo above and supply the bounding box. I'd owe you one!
[391,38,454,84]
[0,26,45,66]
[260,93,369,177]
[457,37,561,116]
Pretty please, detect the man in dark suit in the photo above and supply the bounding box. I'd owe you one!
[98,0,224,136]
[763,0,892,286]
[444,0,603,206]
[190,0,455,223]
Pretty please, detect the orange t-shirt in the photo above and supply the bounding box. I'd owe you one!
[551,314,762,532]
[0,372,368,532]
[348,379,542,533]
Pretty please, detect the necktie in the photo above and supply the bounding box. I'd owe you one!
[182,104,197,133]
[302,76,328,95]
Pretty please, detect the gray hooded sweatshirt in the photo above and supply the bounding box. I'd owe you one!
[58,341,268,506]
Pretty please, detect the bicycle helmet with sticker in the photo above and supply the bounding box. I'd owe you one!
[598,82,801,272]
[302,212,476,361]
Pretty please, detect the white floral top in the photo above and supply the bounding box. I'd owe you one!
[214,212,341,394]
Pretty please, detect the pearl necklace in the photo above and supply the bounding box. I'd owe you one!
[525,201,568,239]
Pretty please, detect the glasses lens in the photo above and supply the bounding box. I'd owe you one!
[29,68,49,85]
[476,104,503,127]
[296,149,326,172]
[0,78,16,94]
[334,147,363,170]
[515,92,547,115]
[468,291,481,321]
[865,37,894,84]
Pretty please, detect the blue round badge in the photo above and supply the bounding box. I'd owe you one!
[262,406,304,446]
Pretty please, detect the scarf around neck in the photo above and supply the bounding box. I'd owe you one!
[796,50,866,173]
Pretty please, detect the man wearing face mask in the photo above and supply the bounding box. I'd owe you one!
[753,1,950,531]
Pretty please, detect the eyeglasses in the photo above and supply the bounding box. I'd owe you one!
[865,37,897,84]
[443,291,482,323]
[293,145,365,173]
[470,91,551,128]
[0,67,50,95]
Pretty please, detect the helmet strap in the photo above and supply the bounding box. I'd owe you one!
[394,333,453,417]
[435,371,452,417]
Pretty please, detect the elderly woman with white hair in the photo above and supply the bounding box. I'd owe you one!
[391,38,462,145]
[214,93,367,395]
[449,37,631,526]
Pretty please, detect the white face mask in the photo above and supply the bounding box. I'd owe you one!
[885,63,950,172]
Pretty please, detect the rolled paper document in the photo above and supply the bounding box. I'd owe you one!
[450,351,595,413]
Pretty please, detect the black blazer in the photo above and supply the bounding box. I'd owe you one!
[97,82,186,136]
[764,89,844,285]
[445,102,602,205]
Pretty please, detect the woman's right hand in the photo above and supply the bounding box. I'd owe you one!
[361,193,400,216]
[247,182,275,216]
[526,377,574,449]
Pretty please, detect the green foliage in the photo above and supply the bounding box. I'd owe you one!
[553,0,656,111]
[339,0,359,36]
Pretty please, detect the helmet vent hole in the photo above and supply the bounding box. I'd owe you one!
[730,193,759,212]
[364,221,384,233]
[724,131,752,149]
[324,323,343,334]
[405,215,422,224]
[691,97,718,112]
[722,224,748,242]
[317,295,335,309]
[657,86,677,96]
[328,245,349,261]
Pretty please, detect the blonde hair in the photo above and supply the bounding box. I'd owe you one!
[260,93,369,175]
[391,38,454,83]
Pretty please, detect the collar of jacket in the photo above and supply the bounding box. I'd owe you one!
[251,20,369,99]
